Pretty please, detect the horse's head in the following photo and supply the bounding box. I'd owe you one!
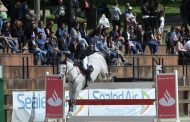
[58,63,67,80]
[58,58,75,80]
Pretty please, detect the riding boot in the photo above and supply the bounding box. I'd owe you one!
[85,65,94,82]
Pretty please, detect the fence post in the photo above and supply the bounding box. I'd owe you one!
[0,65,5,122]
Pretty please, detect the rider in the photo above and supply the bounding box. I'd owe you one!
[74,36,94,82]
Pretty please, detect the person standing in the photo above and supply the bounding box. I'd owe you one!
[180,0,189,28]
[0,1,7,33]
[54,0,66,28]
[111,1,122,31]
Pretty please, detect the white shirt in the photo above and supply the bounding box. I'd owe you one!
[184,40,190,51]
[160,16,165,28]
[125,12,135,22]
[98,15,110,28]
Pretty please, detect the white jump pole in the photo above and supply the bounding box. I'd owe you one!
[174,70,180,122]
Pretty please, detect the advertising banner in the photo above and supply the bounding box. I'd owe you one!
[12,88,156,121]
[46,75,63,119]
[65,89,156,116]
[157,74,176,118]
[12,91,46,122]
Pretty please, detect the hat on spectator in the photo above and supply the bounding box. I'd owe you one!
[128,6,132,10]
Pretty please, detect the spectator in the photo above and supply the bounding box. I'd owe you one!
[80,22,90,44]
[32,36,46,65]
[11,20,25,51]
[36,32,46,51]
[125,6,138,27]
[27,23,37,52]
[124,2,130,17]
[68,36,76,60]
[45,20,54,38]
[143,27,159,55]
[0,1,8,33]
[122,25,142,54]
[1,21,20,53]
[180,26,188,43]
[54,0,66,27]
[180,0,189,28]
[58,31,71,54]
[45,32,61,65]
[110,25,124,42]
[97,3,110,20]
[166,26,178,54]
[37,20,47,39]
[184,40,190,52]
[177,36,187,53]
[23,9,36,41]
[56,22,68,41]
[70,22,88,49]
[111,1,122,31]
[82,0,89,17]
[134,25,144,51]
[107,35,132,65]
[98,14,110,29]
[72,0,79,15]
[66,0,76,33]
[158,10,165,36]
[11,2,22,25]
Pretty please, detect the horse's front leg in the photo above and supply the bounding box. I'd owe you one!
[66,98,76,120]
[66,81,83,120]
[66,83,77,120]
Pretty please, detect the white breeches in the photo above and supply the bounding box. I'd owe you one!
[82,56,88,70]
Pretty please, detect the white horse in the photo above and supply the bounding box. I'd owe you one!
[58,52,111,120]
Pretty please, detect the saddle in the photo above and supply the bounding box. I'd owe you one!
[74,60,94,89]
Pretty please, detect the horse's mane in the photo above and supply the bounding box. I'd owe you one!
[66,58,74,64]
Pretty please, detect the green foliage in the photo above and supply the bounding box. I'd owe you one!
[160,0,176,6]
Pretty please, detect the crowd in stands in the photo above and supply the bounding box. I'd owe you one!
[0,0,190,65]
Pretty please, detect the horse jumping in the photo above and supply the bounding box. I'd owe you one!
[58,52,111,120]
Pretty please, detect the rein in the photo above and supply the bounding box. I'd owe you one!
[65,61,81,83]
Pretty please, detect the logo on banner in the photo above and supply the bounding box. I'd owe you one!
[47,90,62,107]
[159,89,175,107]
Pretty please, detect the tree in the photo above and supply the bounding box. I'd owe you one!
[160,0,175,11]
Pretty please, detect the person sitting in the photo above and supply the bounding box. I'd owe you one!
[58,31,71,55]
[122,25,142,54]
[107,35,132,66]
[1,21,20,53]
[92,30,132,66]
[143,27,159,55]
[35,32,47,64]
[45,32,62,65]
[70,22,89,49]
[31,36,46,65]
[80,22,90,44]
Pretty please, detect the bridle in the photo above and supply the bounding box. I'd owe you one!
[64,61,81,83]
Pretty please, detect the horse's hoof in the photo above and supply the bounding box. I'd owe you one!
[66,115,71,121]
